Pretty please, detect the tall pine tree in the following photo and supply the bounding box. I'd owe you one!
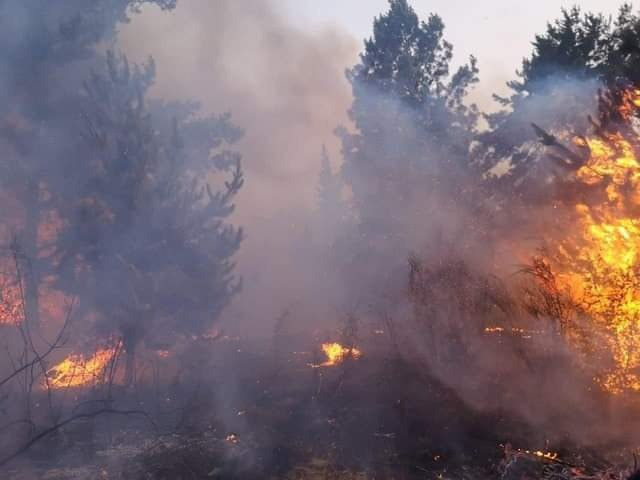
[338,0,479,250]
[0,0,177,329]
[55,52,243,382]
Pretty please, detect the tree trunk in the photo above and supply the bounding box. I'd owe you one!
[20,179,40,329]
[123,340,137,387]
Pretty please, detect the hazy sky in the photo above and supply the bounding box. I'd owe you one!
[280,0,626,109]
[119,0,629,215]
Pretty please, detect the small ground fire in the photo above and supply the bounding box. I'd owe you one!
[309,342,362,368]
[47,345,119,389]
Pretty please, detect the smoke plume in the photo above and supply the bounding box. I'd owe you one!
[119,0,358,334]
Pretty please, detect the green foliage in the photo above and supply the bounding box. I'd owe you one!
[510,7,610,93]
[0,1,180,328]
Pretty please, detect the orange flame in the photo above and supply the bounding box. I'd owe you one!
[542,92,640,393]
[516,448,559,461]
[618,88,640,120]
[0,283,22,325]
[47,345,119,388]
[310,342,362,368]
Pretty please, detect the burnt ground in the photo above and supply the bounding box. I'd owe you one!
[2,334,638,479]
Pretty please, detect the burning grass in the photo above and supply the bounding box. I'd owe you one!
[47,343,121,389]
[308,342,362,368]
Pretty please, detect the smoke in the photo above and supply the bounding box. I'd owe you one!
[120,4,640,452]
[390,75,640,448]
[118,0,358,217]
[119,2,633,448]
[118,0,359,335]
[3,3,639,475]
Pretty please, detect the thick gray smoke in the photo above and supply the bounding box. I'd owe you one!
[121,4,633,449]
[119,0,359,335]
[3,3,638,476]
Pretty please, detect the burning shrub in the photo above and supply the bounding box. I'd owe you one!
[524,85,640,393]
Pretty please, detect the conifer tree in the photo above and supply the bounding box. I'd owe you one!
[338,0,479,241]
[478,5,640,197]
[55,52,243,381]
[0,0,177,328]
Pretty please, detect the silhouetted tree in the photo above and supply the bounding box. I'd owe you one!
[0,0,177,329]
[338,0,479,242]
[478,5,640,198]
[56,52,243,383]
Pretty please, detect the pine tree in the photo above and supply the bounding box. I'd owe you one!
[56,52,243,382]
[0,1,177,328]
[338,0,479,243]
[478,5,640,198]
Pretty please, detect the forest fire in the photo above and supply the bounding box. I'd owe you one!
[0,284,21,325]
[618,88,640,120]
[47,344,119,389]
[8,2,640,478]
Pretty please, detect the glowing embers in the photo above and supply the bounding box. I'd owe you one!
[528,450,559,461]
[618,88,640,120]
[483,326,541,339]
[309,342,362,368]
[48,343,120,388]
[0,282,22,325]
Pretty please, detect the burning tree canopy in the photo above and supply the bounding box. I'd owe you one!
[472,4,640,394]
[477,5,640,195]
[521,86,640,393]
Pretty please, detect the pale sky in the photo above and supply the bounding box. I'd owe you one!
[279,0,627,109]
